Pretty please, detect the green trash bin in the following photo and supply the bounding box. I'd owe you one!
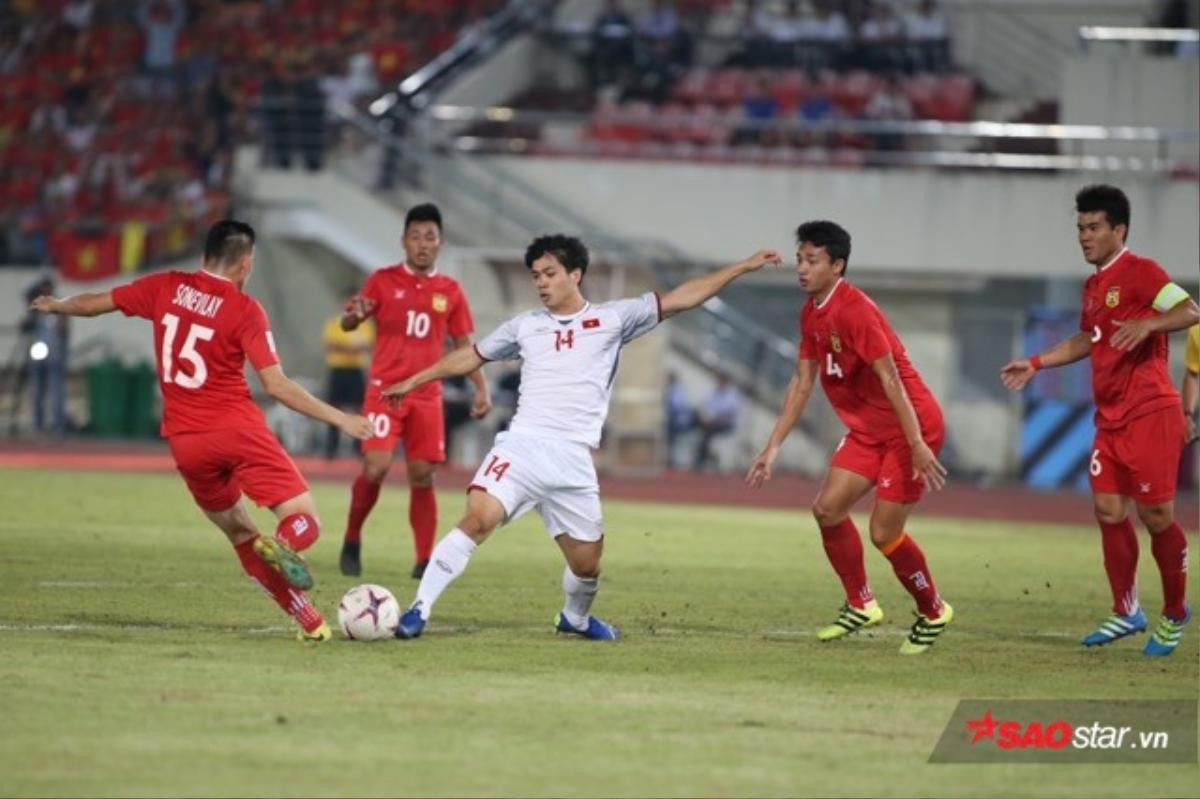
[86,358,127,436]
[124,361,159,438]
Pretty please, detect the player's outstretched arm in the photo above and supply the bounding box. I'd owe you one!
[1111,297,1200,352]
[1000,331,1092,391]
[872,353,947,491]
[30,292,116,318]
[746,357,817,488]
[453,335,493,419]
[257,364,372,440]
[659,250,782,320]
[382,345,486,404]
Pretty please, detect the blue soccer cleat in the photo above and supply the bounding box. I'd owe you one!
[393,603,426,640]
[1143,605,1191,657]
[554,612,619,641]
[1081,609,1147,647]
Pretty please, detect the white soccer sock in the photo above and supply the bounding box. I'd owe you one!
[561,566,599,630]
[413,529,477,621]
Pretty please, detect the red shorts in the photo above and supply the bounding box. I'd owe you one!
[1090,406,1183,504]
[831,425,946,503]
[168,426,308,512]
[361,391,445,462]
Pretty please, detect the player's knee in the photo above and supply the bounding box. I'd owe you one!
[569,561,601,580]
[363,464,388,483]
[457,513,496,543]
[1093,505,1126,526]
[277,511,320,553]
[1137,504,1172,533]
[811,502,844,528]
[868,523,899,550]
[407,461,437,487]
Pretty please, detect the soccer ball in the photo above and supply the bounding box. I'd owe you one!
[337,584,400,640]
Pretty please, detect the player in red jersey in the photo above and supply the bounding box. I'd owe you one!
[1002,185,1199,656]
[30,220,372,642]
[338,204,491,579]
[747,220,952,654]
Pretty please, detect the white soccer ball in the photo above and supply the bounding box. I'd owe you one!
[337,584,400,641]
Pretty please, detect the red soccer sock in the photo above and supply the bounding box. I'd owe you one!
[234,536,324,633]
[880,532,943,618]
[344,475,382,544]
[275,512,319,553]
[1150,521,1188,620]
[409,485,437,563]
[1099,518,1140,615]
[819,518,873,609]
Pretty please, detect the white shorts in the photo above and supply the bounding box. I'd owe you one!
[468,431,603,542]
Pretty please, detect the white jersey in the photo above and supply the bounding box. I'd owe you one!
[475,292,662,448]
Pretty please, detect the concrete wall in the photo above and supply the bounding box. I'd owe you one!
[475,156,1200,282]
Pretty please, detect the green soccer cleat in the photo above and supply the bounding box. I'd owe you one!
[1143,606,1191,657]
[899,602,954,654]
[254,536,314,590]
[817,601,884,641]
[297,622,331,643]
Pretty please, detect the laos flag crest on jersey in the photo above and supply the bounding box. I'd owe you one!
[432,293,448,312]
[830,332,842,352]
[1105,287,1120,308]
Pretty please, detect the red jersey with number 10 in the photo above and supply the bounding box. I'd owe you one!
[799,280,942,445]
[111,270,279,437]
[1079,248,1179,430]
[359,263,474,400]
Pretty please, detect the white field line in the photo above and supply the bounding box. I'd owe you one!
[0,621,1081,640]
[36,581,205,589]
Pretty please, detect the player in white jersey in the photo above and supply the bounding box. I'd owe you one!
[382,234,781,640]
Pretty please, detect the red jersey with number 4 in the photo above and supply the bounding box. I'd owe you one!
[1079,248,1179,430]
[800,280,941,445]
[111,270,278,437]
[359,263,474,400]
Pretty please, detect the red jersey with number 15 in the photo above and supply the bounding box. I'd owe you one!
[111,270,279,437]
[359,263,474,400]
[799,280,942,445]
[1079,248,1179,430]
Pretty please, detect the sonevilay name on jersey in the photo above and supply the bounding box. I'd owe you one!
[475,292,662,448]
[111,270,279,437]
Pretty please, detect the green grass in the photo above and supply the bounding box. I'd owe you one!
[0,468,1196,798]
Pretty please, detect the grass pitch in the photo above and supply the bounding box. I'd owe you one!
[0,468,1196,798]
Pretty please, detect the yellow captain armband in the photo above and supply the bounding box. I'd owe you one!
[1152,282,1190,313]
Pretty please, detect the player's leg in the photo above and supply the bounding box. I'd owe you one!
[231,428,319,591]
[1129,409,1190,656]
[544,463,615,640]
[402,396,449,579]
[872,437,952,654]
[812,436,880,640]
[394,487,507,639]
[341,398,400,576]
[1081,426,1147,646]
[203,501,329,641]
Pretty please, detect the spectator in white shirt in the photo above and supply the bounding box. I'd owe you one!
[693,374,742,471]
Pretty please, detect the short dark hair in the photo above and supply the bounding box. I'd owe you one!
[204,219,255,266]
[524,234,589,278]
[796,220,851,274]
[1075,184,1130,235]
[405,203,443,233]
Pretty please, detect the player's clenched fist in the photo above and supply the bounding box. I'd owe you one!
[343,294,376,321]
[341,413,373,441]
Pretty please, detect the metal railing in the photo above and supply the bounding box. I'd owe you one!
[420,103,1200,173]
[1079,26,1200,48]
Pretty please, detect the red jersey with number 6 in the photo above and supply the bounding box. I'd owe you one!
[111,269,278,437]
[799,280,942,445]
[358,263,474,401]
[1078,248,1179,430]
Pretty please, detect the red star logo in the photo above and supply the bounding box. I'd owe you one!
[967,709,998,743]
